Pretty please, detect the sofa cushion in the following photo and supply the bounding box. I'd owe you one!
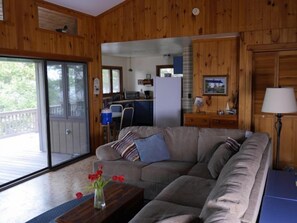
[187,163,213,179]
[200,133,269,220]
[141,161,195,184]
[204,210,240,223]
[155,175,216,209]
[197,128,246,163]
[119,126,164,139]
[207,137,241,178]
[164,127,200,162]
[134,133,170,163]
[93,160,148,181]
[111,131,140,161]
[157,214,200,223]
[129,200,201,223]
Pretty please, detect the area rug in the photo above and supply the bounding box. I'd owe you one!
[26,194,93,223]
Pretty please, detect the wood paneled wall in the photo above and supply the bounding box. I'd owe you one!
[252,51,297,168]
[0,0,101,153]
[97,0,297,167]
[192,37,239,113]
[98,0,297,43]
[1,0,297,157]
[97,0,297,129]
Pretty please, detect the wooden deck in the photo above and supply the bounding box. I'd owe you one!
[0,133,72,185]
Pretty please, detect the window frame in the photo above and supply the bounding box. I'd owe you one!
[102,66,123,97]
[0,0,4,21]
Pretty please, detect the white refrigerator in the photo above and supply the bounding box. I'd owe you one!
[153,77,182,127]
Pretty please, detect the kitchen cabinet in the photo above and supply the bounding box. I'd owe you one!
[173,56,183,74]
[183,113,238,129]
[134,100,153,126]
[111,99,153,126]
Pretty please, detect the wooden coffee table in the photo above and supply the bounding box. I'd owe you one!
[55,183,144,223]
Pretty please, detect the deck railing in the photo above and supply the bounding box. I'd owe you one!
[0,104,83,138]
[0,109,38,138]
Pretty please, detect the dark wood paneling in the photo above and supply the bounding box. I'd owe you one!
[252,51,297,169]
[252,53,276,115]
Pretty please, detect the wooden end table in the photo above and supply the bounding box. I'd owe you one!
[55,183,144,223]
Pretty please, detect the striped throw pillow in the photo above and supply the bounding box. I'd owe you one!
[111,131,140,161]
[225,137,241,153]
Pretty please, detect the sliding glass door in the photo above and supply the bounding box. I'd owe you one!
[0,58,48,186]
[47,62,89,166]
[0,58,89,188]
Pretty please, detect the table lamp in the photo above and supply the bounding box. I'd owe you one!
[261,87,297,169]
[194,96,204,113]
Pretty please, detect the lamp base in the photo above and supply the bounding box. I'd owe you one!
[274,113,282,170]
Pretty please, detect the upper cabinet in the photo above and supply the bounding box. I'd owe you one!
[173,56,183,74]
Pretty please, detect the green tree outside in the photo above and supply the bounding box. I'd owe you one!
[0,61,37,112]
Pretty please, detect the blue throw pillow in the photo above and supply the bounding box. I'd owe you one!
[134,133,170,163]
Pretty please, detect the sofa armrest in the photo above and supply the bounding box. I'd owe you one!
[95,141,121,161]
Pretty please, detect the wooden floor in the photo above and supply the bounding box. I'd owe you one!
[0,155,97,223]
[0,133,74,185]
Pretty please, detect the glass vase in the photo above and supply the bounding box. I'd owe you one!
[94,188,106,209]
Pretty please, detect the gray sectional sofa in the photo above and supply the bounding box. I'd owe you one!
[93,126,272,223]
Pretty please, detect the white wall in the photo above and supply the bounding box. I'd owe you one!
[102,55,173,94]
[127,56,173,93]
[101,55,127,72]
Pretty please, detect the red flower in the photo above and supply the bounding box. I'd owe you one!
[75,165,125,199]
[112,175,125,183]
[76,192,83,199]
[88,173,99,181]
[118,175,125,183]
[96,170,103,176]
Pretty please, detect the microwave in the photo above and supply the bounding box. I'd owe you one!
[124,91,140,100]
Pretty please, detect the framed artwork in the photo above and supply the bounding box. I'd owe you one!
[203,75,228,96]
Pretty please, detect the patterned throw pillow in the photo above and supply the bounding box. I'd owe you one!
[207,137,241,179]
[111,131,140,161]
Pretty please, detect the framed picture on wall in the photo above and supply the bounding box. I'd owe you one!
[203,75,228,96]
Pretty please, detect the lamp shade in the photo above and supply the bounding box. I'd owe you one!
[262,88,297,114]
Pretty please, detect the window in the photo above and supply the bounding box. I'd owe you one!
[47,62,87,119]
[0,0,4,21]
[38,6,77,35]
[102,66,122,95]
[156,65,174,77]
